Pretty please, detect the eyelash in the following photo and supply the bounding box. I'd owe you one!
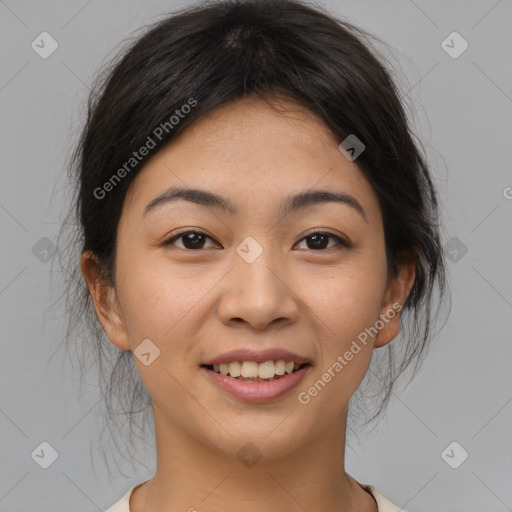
[162,229,351,251]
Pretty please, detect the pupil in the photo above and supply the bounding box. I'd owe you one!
[184,232,204,249]
[308,234,328,250]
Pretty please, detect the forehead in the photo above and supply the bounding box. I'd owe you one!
[122,96,381,223]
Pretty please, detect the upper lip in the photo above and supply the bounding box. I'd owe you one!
[201,348,312,366]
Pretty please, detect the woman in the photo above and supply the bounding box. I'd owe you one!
[60,0,448,510]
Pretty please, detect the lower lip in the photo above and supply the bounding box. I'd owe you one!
[200,365,310,403]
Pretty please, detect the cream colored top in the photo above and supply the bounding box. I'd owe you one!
[104,479,407,511]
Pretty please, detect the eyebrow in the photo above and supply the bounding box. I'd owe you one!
[143,185,367,222]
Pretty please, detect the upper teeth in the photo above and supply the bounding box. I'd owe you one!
[213,360,300,379]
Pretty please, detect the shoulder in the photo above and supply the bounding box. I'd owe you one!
[103,481,146,512]
[361,483,408,512]
[104,480,407,512]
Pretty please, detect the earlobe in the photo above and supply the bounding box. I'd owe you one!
[373,257,416,348]
[80,251,131,351]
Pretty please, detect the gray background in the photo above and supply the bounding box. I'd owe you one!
[1,0,511,511]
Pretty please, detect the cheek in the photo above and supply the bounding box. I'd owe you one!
[303,262,387,338]
[116,252,210,343]
[297,255,388,400]
[296,269,384,413]
[114,260,200,400]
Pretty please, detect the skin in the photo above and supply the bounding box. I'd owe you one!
[82,95,415,512]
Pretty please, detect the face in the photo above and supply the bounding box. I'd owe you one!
[83,95,414,461]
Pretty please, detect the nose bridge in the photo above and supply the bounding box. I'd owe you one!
[217,234,298,328]
[235,233,285,295]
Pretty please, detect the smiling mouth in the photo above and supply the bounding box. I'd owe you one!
[200,361,311,381]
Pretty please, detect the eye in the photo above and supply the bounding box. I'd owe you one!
[162,230,219,250]
[295,231,351,251]
[162,230,351,251]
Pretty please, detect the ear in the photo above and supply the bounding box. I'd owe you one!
[373,253,416,348]
[80,250,131,351]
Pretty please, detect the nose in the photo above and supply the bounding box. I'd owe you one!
[216,243,300,330]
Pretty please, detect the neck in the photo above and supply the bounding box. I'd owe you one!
[130,405,378,512]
